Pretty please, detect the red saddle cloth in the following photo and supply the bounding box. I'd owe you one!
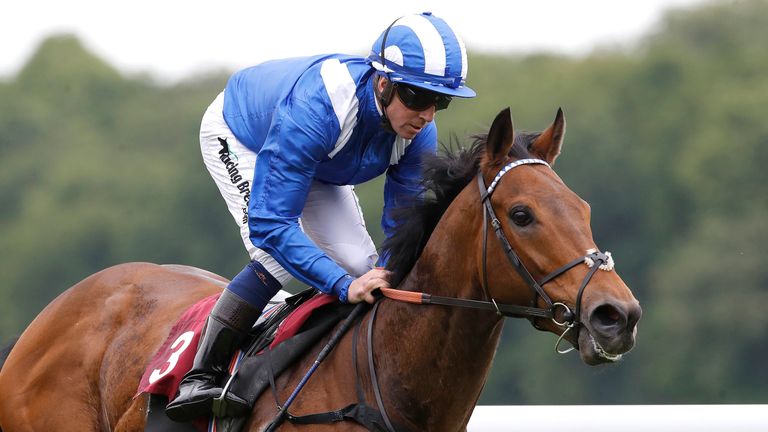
[136,292,336,401]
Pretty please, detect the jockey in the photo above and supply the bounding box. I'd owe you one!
[166,12,476,421]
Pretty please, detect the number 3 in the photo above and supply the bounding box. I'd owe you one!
[148,331,195,384]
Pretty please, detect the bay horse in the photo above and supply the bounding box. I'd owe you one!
[0,108,641,431]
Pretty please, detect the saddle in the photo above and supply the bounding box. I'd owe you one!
[225,290,355,410]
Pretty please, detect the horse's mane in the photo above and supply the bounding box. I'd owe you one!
[383,131,541,287]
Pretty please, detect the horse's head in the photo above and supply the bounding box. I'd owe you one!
[478,108,641,365]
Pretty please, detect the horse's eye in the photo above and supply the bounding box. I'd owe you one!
[510,208,533,226]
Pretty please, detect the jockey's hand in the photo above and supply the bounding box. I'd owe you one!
[347,268,392,304]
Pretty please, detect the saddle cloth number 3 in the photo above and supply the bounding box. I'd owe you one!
[148,331,195,384]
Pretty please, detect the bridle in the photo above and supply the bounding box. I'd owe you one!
[477,158,615,352]
[381,158,615,353]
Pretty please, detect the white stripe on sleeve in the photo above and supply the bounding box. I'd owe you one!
[320,59,359,159]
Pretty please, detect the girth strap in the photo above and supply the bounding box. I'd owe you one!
[286,403,389,430]
[277,299,405,432]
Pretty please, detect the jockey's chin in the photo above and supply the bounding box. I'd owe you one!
[393,122,426,140]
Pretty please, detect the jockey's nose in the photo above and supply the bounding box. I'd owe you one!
[419,105,436,122]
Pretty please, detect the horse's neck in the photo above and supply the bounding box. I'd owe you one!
[376,273,503,430]
[374,192,504,430]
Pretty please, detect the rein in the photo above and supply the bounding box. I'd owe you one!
[380,158,615,353]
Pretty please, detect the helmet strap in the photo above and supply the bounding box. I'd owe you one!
[374,75,396,134]
[379,76,395,107]
[379,17,401,72]
[374,16,402,135]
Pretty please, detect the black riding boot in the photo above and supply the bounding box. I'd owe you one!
[165,290,261,422]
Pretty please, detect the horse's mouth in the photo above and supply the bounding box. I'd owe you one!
[577,327,624,365]
[589,333,622,362]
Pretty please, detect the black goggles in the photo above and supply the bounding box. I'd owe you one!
[394,84,452,111]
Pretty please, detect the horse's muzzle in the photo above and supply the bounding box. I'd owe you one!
[579,299,642,365]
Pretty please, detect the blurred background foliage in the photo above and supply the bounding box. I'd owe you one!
[1,0,766,404]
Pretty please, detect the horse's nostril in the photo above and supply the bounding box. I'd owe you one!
[591,304,625,330]
[590,302,642,338]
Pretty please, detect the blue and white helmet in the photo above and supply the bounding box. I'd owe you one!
[367,12,476,98]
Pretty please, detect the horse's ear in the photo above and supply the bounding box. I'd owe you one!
[485,107,515,163]
[530,108,566,165]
